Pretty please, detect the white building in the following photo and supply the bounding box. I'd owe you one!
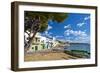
[27,33,59,53]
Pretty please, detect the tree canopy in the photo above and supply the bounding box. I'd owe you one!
[24,11,68,32]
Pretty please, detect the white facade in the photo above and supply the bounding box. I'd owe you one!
[27,33,59,53]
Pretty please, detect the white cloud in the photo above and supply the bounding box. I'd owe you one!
[77,22,85,27]
[77,16,90,27]
[49,32,53,35]
[64,24,71,29]
[64,29,87,37]
[74,35,90,43]
[67,35,90,43]
[66,32,70,36]
[64,29,90,43]
[43,31,53,38]
[55,35,63,38]
[84,16,90,20]
[47,25,52,30]
[45,31,48,34]
[44,25,53,37]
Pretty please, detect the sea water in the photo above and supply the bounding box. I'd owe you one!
[64,43,90,53]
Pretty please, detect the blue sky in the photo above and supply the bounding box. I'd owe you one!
[40,13,90,43]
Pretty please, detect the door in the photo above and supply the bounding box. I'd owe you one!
[35,46,38,51]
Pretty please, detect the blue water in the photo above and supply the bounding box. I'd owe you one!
[64,43,90,53]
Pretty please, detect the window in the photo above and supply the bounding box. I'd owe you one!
[38,39,40,42]
[35,38,38,42]
[32,47,34,49]
[35,46,38,51]
[42,44,45,49]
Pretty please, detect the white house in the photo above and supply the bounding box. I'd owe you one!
[27,33,60,53]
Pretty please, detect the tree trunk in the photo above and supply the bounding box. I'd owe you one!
[24,31,37,53]
[24,16,40,51]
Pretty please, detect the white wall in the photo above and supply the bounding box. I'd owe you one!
[0,0,99,73]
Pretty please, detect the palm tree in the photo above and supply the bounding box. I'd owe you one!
[24,11,68,48]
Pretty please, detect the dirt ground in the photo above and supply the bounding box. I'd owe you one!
[24,52,78,61]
